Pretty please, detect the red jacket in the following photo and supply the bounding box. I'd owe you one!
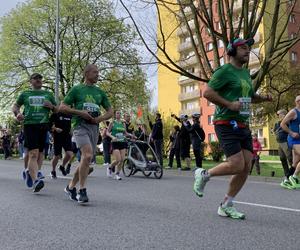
[252,139,262,157]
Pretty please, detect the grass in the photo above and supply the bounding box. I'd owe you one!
[95,155,284,178]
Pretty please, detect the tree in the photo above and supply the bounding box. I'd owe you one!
[120,0,300,91]
[0,0,149,112]
[251,61,300,125]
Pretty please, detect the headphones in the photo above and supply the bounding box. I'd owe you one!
[227,38,238,57]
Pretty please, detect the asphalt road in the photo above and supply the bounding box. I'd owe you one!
[0,159,299,250]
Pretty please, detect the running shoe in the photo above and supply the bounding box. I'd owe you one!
[22,169,26,181]
[106,167,112,178]
[33,179,44,193]
[25,170,33,188]
[59,165,67,176]
[289,176,300,188]
[37,171,45,179]
[66,163,71,175]
[88,167,94,175]
[114,174,122,180]
[64,186,77,201]
[217,204,245,219]
[77,188,89,204]
[193,168,209,197]
[50,171,57,179]
[280,179,295,190]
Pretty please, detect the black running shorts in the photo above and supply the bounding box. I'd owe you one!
[24,123,49,152]
[53,133,72,156]
[214,124,253,158]
[112,141,127,151]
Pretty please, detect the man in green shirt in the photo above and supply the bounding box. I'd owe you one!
[193,38,272,219]
[12,73,57,192]
[59,64,113,204]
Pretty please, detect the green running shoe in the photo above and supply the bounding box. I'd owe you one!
[289,176,300,189]
[280,179,295,190]
[193,168,209,197]
[217,204,245,219]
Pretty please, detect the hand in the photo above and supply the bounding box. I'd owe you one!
[90,116,103,124]
[55,128,63,133]
[16,113,24,122]
[43,101,54,110]
[80,110,93,121]
[171,114,175,118]
[228,101,242,111]
[290,132,300,139]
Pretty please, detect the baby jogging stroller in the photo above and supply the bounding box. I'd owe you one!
[122,139,163,179]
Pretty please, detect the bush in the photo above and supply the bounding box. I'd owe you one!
[209,141,224,162]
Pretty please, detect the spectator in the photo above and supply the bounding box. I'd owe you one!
[250,133,262,175]
[18,130,25,159]
[149,113,164,167]
[1,131,11,160]
[101,121,112,166]
[167,125,181,169]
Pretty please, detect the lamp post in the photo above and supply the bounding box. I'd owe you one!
[55,0,60,103]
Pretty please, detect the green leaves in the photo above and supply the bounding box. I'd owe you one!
[0,0,149,118]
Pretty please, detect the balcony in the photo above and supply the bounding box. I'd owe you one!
[178,89,201,101]
[178,75,197,85]
[178,55,198,67]
[177,21,195,36]
[180,107,201,116]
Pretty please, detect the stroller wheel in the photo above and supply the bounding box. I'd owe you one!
[142,170,152,177]
[122,158,133,177]
[154,165,163,179]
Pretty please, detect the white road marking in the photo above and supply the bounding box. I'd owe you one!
[234,201,300,213]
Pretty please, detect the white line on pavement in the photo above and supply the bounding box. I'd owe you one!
[234,201,300,213]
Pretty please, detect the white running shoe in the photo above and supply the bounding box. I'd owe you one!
[114,174,122,180]
[106,167,112,178]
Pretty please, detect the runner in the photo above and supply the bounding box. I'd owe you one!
[49,112,73,179]
[12,73,57,192]
[193,37,272,219]
[280,96,300,189]
[106,110,136,180]
[59,64,113,203]
[124,112,135,134]
[273,109,294,189]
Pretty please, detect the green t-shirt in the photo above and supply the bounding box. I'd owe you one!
[16,89,56,125]
[63,84,111,128]
[111,120,126,142]
[208,64,254,123]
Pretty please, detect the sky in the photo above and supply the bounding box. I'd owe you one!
[0,0,158,108]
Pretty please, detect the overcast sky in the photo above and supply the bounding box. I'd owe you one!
[0,0,158,108]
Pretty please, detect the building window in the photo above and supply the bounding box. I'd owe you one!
[209,60,214,68]
[218,40,224,48]
[292,52,297,61]
[215,21,221,30]
[206,42,213,51]
[289,14,296,23]
[208,115,214,125]
[208,133,216,142]
[290,33,297,39]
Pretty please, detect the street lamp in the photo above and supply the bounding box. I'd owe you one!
[55,0,60,103]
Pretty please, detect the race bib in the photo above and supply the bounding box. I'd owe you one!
[115,133,125,141]
[239,97,251,115]
[29,96,45,107]
[83,102,100,117]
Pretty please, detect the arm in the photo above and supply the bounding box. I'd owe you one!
[252,93,272,104]
[92,107,113,124]
[12,103,24,121]
[59,102,94,121]
[171,114,181,123]
[105,121,116,140]
[203,85,241,111]
[280,110,299,138]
